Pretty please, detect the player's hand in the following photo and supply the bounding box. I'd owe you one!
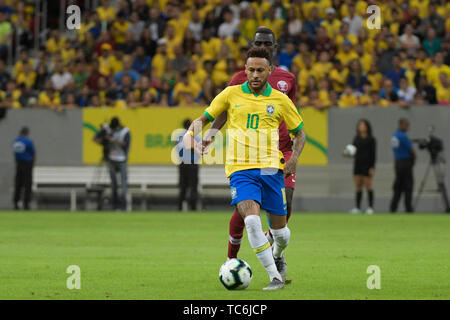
[284,159,297,178]
[369,168,375,177]
[193,140,203,155]
[183,132,194,151]
[201,137,214,155]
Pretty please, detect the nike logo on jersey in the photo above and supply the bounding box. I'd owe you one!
[234,104,244,108]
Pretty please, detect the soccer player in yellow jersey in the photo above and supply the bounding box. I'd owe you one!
[184,47,305,290]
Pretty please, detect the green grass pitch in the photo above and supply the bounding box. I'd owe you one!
[0,211,449,300]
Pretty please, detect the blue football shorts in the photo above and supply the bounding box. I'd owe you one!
[229,168,287,216]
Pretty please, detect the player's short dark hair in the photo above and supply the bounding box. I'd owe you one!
[110,117,120,129]
[246,47,272,65]
[399,118,409,125]
[182,118,191,130]
[254,27,275,40]
[20,126,29,135]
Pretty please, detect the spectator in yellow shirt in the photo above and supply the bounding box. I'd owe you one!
[173,71,201,106]
[187,59,207,88]
[359,83,372,105]
[251,0,271,22]
[0,91,21,109]
[370,90,389,107]
[436,73,450,105]
[16,61,36,89]
[410,0,429,19]
[292,42,315,70]
[321,7,341,39]
[426,52,450,88]
[111,11,131,45]
[297,55,315,92]
[262,7,285,39]
[163,24,183,60]
[201,28,222,61]
[317,78,332,109]
[152,39,168,78]
[61,41,76,66]
[312,51,333,81]
[240,6,259,42]
[1,80,21,108]
[13,49,35,78]
[225,30,248,61]
[336,39,359,67]
[97,0,116,23]
[329,59,349,93]
[367,64,383,92]
[335,22,357,51]
[98,43,121,77]
[39,87,61,110]
[46,29,66,54]
[338,85,358,107]
[166,4,189,40]
[415,48,432,72]
[355,43,372,72]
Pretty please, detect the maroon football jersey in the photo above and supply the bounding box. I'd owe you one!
[228,67,297,154]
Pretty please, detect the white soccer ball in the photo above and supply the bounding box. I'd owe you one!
[219,258,252,290]
[344,144,357,157]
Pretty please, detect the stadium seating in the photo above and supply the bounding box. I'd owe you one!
[0,0,448,111]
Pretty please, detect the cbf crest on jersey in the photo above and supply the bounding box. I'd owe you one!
[231,187,237,199]
[267,105,275,114]
[276,80,288,93]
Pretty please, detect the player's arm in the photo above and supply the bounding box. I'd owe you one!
[202,74,242,152]
[282,98,306,177]
[284,127,306,177]
[183,114,211,153]
[184,87,231,152]
[202,112,227,152]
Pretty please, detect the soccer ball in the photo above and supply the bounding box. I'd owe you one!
[219,258,252,290]
[344,144,357,157]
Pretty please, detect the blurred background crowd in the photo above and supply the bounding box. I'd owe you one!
[0,0,449,111]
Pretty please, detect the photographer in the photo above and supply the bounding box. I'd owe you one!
[390,118,415,213]
[175,119,200,211]
[94,117,131,211]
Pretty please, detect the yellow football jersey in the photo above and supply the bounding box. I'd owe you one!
[204,82,303,177]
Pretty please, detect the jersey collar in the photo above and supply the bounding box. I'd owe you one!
[241,81,272,97]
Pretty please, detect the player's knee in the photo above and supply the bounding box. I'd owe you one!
[268,214,286,229]
[244,214,262,233]
[237,200,260,218]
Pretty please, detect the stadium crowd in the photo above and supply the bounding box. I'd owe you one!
[0,0,449,111]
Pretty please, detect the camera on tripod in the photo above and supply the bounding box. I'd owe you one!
[412,126,443,162]
[412,125,450,213]
[96,122,113,161]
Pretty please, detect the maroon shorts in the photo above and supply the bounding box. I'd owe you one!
[282,150,296,189]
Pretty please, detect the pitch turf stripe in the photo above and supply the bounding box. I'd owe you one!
[253,241,271,254]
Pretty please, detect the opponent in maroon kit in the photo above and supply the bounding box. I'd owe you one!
[203,27,305,282]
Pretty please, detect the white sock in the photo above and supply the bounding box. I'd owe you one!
[271,226,290,259]
[245,215,281,281]
[265,230,274,245]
